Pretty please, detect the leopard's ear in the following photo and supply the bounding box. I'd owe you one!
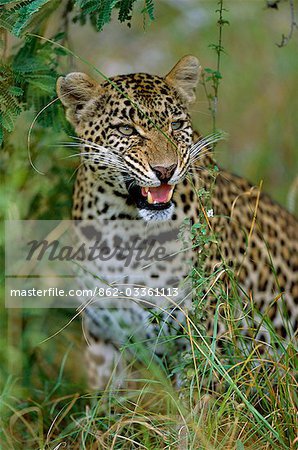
[56,72,100,125]
[165,56,201,104]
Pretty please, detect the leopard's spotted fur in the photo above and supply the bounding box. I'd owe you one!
[57,56,298,389]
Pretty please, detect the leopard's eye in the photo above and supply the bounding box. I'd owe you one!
[171,120,184,131]
[117,125,135,136]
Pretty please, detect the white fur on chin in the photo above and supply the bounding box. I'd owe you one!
[138,204,175,222]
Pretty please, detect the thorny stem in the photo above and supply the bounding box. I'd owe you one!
[201,0,228,135]
[213,0,225,132]
[277,0,298,47]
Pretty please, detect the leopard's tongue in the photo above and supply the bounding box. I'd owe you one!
[141,184,174,204]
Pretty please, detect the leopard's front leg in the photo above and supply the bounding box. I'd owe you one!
[85,333,126,390]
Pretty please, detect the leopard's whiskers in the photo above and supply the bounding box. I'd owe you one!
[126,179,137,191]
[189,131,227,162]
[58,137,128,172]
[66,152,128,172]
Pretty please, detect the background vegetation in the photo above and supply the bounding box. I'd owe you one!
[1,1,297,449]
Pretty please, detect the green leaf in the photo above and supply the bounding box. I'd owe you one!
[145,0,154,20]
[0,0,24,4]
[8,86,24,96]
[12,0,53,37]
[118,0,134,23]
[204,68,216,74]
[28,78,56,94]
[1,109,16,132]
[96,0,118,31]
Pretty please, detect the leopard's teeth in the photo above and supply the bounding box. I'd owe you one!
[147,191,153,204]
[144,187,149,194]
[166,187,174,203]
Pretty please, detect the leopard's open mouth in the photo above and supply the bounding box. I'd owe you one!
[126,182,175,210]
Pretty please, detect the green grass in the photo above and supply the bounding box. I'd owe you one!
[0,311,296,449]
[1,228,297,450]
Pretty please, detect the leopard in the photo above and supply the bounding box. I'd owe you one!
[57,55,298,390]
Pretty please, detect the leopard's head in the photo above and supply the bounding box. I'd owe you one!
[57,56,203,221]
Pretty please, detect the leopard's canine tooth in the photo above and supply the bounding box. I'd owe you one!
[147,191,153,204]
[165,186,174,203]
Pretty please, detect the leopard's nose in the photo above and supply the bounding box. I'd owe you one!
[151,164,177,182]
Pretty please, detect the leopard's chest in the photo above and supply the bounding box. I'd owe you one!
[72,210,192,351]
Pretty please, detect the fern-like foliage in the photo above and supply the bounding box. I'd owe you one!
[0,35,68,144]
[144,0,154,21]
[0,0,59,37]
[0,0,155,36]
[0,65,23,144]
[73,0,155,30]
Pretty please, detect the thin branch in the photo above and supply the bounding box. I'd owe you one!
[277,0,298,47]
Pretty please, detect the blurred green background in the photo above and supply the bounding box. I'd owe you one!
[1,0,298,391]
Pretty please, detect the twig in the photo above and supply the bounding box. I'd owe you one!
[277,0,298,47]
[213,0,224,127]
[200,1,228,134]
